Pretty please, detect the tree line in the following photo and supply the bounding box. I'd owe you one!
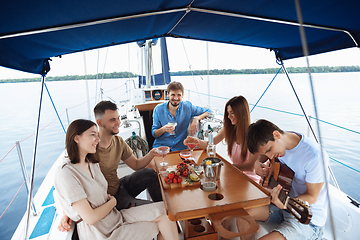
[170,66,360,76]
[1,66,360,83]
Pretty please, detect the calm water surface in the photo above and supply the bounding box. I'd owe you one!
[1,73,360,239]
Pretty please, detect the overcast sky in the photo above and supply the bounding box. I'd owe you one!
[1,37,360,80]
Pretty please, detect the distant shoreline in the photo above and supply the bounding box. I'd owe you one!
[1,66,359,83]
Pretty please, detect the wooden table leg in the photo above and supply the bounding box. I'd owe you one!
[208,209,259,239]
[184,217,217,240]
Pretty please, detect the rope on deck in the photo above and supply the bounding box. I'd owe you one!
[125,133,149,158]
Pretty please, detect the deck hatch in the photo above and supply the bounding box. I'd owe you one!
[29,206,56,239]
[42,186,54,207]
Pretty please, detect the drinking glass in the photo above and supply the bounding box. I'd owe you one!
[179,150,192,163]
[157,146,170,166]
[167,121,177,135]
[184,139,199,160]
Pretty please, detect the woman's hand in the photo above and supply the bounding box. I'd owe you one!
[58,213,72,232]
[183,136,200,146]
[108,194,117,208]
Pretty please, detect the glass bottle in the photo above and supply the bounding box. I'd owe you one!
[204,160,216,191]
[207,131,216,158]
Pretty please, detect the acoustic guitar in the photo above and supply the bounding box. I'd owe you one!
[263,157,312,224]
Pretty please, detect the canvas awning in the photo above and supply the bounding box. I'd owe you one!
[0,0,359,75]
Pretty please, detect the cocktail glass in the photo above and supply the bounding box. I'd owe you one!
[157,146,170,166]
[179,150,192,163]
[184,139,199,160]
[167,121,177,135]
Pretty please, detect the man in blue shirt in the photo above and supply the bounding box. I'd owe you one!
[152,81,212,151]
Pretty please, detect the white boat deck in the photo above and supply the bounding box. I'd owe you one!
[11,146,360,240]
[11,113,360,240]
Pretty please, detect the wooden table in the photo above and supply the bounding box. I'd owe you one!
[154,149,270,239]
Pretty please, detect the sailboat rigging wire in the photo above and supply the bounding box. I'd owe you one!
[187,88,360,176]
[206,42,211,107]
[186,88,360,136]
[281,62,318,142]
[250,67,282,113]
[83,52,91,120]
[150,47,156,87]
[99,48,109,99]
[24,76,46,240]
[95,49,100,104]
[44,83,66,134]
[100,88,116,103]
[128,44,133,100]
[0,82,126,164]
[294,0,336,238]
[181,39,203,106]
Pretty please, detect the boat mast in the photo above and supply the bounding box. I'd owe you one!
[145,40,153,88]
[24,76,46,240]
[206,42,210,107]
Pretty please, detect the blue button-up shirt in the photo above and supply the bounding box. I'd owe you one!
[152,101,212,151]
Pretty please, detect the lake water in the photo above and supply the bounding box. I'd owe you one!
[1,73,360,239]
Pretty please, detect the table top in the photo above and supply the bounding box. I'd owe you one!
[154,149,270,221]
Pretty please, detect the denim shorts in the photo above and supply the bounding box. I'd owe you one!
[266,204,324,240]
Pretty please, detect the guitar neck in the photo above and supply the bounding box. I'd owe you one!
[268,176,289,207]
[265,161,312,224]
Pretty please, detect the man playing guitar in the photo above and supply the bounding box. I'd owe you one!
[245,119,329,240]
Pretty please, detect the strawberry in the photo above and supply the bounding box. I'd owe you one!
[168,171,175,179]
[173,178,178,184]
[177,177,183,183]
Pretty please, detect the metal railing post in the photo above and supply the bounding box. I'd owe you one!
[66,108,70,126]
[16,141,37,216]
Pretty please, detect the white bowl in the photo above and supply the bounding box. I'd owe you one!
[202,182,216,191]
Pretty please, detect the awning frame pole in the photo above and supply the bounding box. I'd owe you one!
[2,5,356,48]
[24,75,46,240]
[294,0,336,238]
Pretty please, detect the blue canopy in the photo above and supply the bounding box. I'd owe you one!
[1,0,359,75]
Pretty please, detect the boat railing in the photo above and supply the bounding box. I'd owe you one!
[16,141,37,216]
[0,110,67,224]
[1,79,132,238]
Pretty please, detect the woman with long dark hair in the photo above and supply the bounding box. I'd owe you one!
[55,119,178,240]
[185,96,260,183]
